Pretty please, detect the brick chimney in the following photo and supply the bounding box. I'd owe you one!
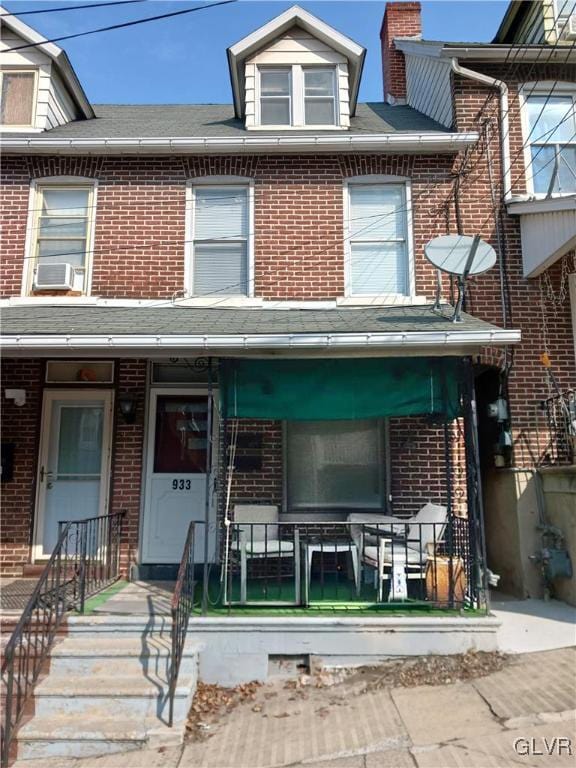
[380,2,422,104]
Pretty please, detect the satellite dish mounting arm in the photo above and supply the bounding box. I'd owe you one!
[452,234,481,323]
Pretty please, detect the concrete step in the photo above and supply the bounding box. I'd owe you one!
[64,614,174,638]
[49,635,200,677]
[17,716,153,760]
[34,671,195,721]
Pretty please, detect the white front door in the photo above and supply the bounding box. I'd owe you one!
[35,390,113,559]
[142,389,217,564]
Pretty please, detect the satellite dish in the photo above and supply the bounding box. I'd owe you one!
[425,234,497,276]
[424,234,497,323]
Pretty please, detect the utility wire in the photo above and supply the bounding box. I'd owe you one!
[0,0,237,51]
[0,1,148,17]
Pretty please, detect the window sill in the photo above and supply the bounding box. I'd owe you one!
[337,295,428,307]
[246,124,348,131]
[177,296,263,308]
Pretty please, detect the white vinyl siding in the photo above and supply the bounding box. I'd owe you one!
[286,420,383,510]
[192,186,249,296]
[526,93,576,194]
[348,184,409,296]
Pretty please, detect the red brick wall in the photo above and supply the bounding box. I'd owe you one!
[0,359,42,575]
[0,359,146,576]
[380,2,422,103]
[0,153,454,301]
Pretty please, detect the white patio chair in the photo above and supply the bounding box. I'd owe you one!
[358,503,448,601]
[232,505,299,603]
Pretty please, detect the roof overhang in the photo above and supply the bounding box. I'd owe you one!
[0,6,94,119]
[0,131,479,155]
[507,195,576,278]
[394,37,576,63]
[1,328,522,358]
[227,4,366,118]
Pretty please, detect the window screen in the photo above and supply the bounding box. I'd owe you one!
[192,186,249,296]
[348,184,408,295]
[286,420,383,509]
[1,72,35,125]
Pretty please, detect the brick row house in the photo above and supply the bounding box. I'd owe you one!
[1,1,574,603]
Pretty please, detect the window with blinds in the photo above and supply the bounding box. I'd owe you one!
[0,71,36,126]
[347,184,409,296]
[192,186,250,296]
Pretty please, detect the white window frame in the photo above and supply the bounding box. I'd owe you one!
[0,68,38,130]
[258,67,292,127]
[256,64,339,129]
[303,66,338,127]
[342,175,415,302]
[22,177,98,297]
[185,177,255,299]
[519,82,576,198]
[283,418,387,514]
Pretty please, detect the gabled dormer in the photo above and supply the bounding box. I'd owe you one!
[227,5,366,130]
[0,5,93,132]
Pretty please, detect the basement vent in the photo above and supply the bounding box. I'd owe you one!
[34,263,75,290]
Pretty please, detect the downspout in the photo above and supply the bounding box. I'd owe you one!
[450,59,512,202]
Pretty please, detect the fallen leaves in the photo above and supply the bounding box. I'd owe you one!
[186,680,261,742]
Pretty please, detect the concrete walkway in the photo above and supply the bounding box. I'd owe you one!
[12,646,576,768]
[491,595,576,654]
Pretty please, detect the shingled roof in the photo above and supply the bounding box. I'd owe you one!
[3,102,448,140]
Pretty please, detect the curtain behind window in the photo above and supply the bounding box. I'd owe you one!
[287,419,382,509]
[1,72,35,125]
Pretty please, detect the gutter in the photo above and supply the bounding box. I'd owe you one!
[1,328,522,353]
[0,132,480,155]
[450,59,512,202]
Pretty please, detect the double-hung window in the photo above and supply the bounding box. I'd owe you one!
[260,69,291,126]
[192,186,250,296]
[303,68,336,125]
[30,185,94,293]
[347,183,409,296]
[286,420,384,510]
[1,70,36,127]
[258,66,338,127]
[525,92,576,194]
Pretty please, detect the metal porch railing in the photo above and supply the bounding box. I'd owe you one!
[222,518,475,610]
[540,389,576,465]
[1,512,125,767]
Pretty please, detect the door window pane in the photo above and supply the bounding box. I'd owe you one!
[153,397,208,473]
[287,420,382,509]
[57,406,103,475]
[1,72,35,125]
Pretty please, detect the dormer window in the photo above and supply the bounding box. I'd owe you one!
[258,65,338,128]
[0,70,37,127]
[260,69,292,125]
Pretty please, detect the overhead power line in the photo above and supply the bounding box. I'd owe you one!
[0,0,237,51]
[0,1,148,17]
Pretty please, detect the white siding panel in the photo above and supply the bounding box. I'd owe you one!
[49,70,80,126]
[405,54,453,129]
[520,210,576,277]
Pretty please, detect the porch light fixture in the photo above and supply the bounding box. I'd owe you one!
[118,393,138,424]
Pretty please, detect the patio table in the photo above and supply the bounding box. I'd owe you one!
[301,540,360,605]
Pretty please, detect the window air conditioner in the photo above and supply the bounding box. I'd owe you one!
[34,263,75,290]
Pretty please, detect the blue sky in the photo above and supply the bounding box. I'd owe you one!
[3,1,509,104]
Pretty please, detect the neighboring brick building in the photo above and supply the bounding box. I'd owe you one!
[1,1,574,605]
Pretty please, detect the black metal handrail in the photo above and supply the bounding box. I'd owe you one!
[1,511,125,767]
[168,521,196,728]
[541,389,576,465]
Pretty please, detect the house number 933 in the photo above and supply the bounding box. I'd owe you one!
[172,479,192,491]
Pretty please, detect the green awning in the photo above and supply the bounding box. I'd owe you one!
[220,358,463,421]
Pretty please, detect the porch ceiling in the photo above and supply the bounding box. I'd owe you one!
[0,304,520,357]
